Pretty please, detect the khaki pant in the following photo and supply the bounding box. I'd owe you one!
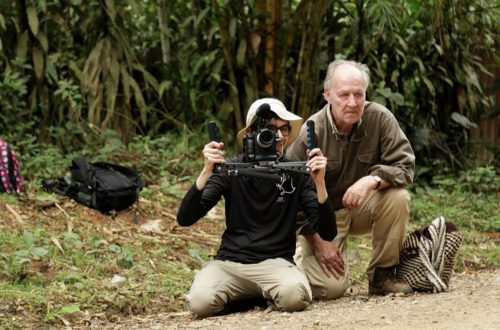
[295,188,411,299]
[186,258,312,317]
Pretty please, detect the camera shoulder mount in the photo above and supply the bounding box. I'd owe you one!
[212,161,310,181]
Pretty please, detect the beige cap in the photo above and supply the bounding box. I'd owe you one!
[237,98,303,149]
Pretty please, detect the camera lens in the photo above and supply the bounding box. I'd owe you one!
[256,129,275,149]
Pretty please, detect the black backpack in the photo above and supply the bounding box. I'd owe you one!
[44,157,144,213]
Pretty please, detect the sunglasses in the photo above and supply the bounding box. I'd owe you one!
[264,124,291,136]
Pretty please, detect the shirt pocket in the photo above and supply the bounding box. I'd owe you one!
[357,151,378,174]
[326,158,341,175]
[357,151,377,163]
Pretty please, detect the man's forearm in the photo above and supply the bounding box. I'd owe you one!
[304,232,323,246]
[315,182,328,204]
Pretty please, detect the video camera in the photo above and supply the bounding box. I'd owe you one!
[208,103,316,181]
[243,103,278,163]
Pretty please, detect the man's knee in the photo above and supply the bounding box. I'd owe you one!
[320,275,349,299]
[383,188,411,211]
[187,288,226,318]
[302,256,349,299]
[310,273,349,299]
[272,282,311,312]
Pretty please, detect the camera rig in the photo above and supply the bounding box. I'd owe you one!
[208,104,316,181]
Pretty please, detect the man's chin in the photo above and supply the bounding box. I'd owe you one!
[276,144,284,155]
[345,115,361,124]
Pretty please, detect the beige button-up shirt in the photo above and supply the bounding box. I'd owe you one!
[287,102,415,210]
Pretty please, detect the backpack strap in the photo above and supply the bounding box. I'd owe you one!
[63,157,95,206]
[416,217,448,293]
[71,156,91,188]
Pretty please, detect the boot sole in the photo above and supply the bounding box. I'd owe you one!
[368,286,385,296]
[368,286,413,296]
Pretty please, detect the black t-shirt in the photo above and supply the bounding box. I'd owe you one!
[177,155,335,264]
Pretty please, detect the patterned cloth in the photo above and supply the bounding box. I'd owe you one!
[396,216,463,293]
[0,140,23,193]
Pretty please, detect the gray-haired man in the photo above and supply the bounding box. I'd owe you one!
[289,60,415,298]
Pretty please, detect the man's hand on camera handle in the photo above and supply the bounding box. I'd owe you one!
[306,148,328,204]
[196,141,225,190]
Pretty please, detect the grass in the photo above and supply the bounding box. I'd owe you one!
[0,185,225,328]
[1,184,498,329]
[0,133,498,328]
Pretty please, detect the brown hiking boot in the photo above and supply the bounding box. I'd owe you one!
[368,267,413,295]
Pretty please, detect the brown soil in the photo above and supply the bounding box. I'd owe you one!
[2,195,499,330]
[105,269,499,330]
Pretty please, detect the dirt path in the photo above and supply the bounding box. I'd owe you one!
[102,270,498,330]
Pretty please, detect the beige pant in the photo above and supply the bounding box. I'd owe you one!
[295,188,411,299]
[187,258,312,317]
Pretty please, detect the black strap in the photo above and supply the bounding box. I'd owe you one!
[71,156,91,188]
[6,145,18,192]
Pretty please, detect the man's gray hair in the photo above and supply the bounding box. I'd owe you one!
[323,59,370,91]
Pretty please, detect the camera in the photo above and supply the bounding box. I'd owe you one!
[243,103,278,163]
[207,104,310,180]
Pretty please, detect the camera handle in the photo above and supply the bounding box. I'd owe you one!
[307,120,316,150]
[208,121,219,142]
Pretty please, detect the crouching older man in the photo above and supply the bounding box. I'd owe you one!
[289,59,415,298]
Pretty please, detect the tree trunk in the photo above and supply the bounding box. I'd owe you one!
[291,0,329,118]
[157,0,170,65]
[355,0,364,60]
[264,0,280,96]
[211,0,243,128]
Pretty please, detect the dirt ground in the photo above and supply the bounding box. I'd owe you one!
[3,196,498,329]
[99,269,499,330]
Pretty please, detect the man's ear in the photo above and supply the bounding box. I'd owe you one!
[323,89,329,101]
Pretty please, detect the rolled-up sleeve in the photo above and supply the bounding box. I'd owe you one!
[369,113,415,186]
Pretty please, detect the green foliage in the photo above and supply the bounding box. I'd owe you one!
[430,165,499,195]
[0,215,204,326]
[0,58,36,142]
[458,166,499,194]
[0,0,498,179]
[410,184,499,233]
[416,166,500,233]
[124,129,206,186]
[338,0,498,176]
[44,304,81,322]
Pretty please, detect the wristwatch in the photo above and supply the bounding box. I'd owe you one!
[372,175,382,190]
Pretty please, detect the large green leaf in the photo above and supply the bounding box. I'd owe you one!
[15,31,29,59]
[32,46,44,79]
[26,7,39,36]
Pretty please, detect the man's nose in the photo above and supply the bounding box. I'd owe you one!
[347,94,357,106]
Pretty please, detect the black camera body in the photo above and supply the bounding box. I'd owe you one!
[243,103,278,163]
[243,127,277,163]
